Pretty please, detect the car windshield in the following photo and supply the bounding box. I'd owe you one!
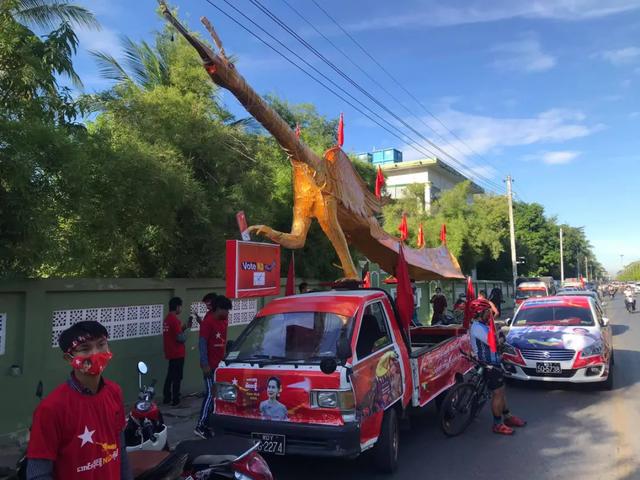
[513,306,594,327]
[516,288,546,299]
[231,311,352,362]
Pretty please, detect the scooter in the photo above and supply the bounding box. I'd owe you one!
[124,361,169,452]
[625,295,636,313]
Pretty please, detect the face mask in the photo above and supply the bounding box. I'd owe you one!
[71,351,113,375]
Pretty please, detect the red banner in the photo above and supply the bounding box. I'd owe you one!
[226,240,281,299]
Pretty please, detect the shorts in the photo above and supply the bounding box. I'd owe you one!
[484,367,505,391]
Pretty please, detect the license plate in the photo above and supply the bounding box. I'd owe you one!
[535,362,562,374]
[251,433,286,455]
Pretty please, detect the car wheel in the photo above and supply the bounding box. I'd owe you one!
[373,408,399,474]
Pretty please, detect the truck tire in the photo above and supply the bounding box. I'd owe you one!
[374,408,399,474]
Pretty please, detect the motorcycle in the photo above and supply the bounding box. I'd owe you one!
[124,361,169,452]
[126,361,273,479]
[624,295,636,313]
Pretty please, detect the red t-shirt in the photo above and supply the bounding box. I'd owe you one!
[163,312,185,360]
[200,311,228,368]
[27,379,125,479]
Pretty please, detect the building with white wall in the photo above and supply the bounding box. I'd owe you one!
[357,148,484,213]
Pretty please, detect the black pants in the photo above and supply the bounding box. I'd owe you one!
[163,357,184,404]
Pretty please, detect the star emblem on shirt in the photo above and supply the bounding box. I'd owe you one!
[215,332,222,339]
[232,377,238,386]
[77,426,95,447]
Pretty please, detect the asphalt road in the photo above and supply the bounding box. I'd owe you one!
[269,297,640,480]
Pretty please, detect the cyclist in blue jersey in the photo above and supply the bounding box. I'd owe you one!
[469,298,526,435]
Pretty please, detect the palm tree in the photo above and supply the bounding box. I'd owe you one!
[91,36,171,89]
[11,0,98,30]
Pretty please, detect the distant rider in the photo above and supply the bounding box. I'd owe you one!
[469,298,526,435]
[624,287,636,312]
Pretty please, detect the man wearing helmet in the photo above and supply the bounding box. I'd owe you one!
[469,298,526,435]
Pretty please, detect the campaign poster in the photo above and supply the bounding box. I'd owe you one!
[226,240,281,299]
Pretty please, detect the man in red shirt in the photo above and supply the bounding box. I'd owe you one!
[26,321,132,480]
[194,293,232,439]
[163,297,192,407]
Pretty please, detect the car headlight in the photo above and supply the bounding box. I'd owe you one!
[582,341,604,358]
[310,390,355,410]
[215,383,238,402]
[502,343,518,356]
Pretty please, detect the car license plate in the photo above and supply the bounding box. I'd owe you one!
[535,362,562,374]
[251,433,286,455]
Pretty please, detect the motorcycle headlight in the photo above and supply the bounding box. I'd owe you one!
[582,341,604,358]
[215,383,238,402]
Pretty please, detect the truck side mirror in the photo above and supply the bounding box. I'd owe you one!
[504,318,512,326]
[320,358,338,375]
[602,317,610,326]
[137,361,148,375]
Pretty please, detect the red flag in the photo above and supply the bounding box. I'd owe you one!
[285,252,295,296]
[294,123,301,138]
[463,276,476,329]
[363,271,371,288]
[375,166,385,199]
[487,315,498,353]
[337,112,344,147]
[417,223,425,248]
[579,275,585,288]
[440,223,447,245]
[398,213,408,242]
[395,245,414,331]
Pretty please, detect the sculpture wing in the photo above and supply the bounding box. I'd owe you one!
[322,146,382,218]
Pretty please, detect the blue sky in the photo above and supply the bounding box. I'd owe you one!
[71,0,640,274]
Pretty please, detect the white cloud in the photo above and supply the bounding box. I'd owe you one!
[629,111,640,119]
[76,25,121,55]
[491,34,556,73]
[346,0,640,32]
[595,46,640,66]
[541,151,581,164]
[400,108,601,177]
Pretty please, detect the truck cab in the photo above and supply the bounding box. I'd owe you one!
[212,289,471,472]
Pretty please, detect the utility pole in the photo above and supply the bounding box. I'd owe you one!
[585,257,589,282]
[559,227,565,285]
[505,175,518,293]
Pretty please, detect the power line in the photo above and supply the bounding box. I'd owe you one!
[309,0,505,189]
[199,0,500,193]
[246,0,502,192]
[199,0,449,166]
[280,0,504,192]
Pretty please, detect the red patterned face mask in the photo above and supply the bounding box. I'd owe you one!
[70,351,113,375]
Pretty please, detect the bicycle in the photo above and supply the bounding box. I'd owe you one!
[439,350,494,436]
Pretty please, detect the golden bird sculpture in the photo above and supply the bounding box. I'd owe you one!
[160,4,464,281]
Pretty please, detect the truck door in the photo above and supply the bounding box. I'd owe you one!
[351,300,404,449]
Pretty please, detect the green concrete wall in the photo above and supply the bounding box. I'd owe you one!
[0,277,317,442]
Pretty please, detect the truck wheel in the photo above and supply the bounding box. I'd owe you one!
[374,409,399,474]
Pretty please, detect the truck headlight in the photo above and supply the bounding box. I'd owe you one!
[582,341,604,358]
[215,383,238,402]
[311,390,355,410]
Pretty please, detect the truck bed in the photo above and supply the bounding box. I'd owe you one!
[408,326,472,407]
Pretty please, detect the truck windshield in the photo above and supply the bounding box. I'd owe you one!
[231,311,351,362]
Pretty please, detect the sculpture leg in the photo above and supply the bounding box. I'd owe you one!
[248,202,312,249]
[315,196,359,279]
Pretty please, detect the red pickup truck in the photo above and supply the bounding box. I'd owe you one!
[211,289,472,473]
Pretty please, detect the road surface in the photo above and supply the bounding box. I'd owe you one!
[269,296,640,480]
